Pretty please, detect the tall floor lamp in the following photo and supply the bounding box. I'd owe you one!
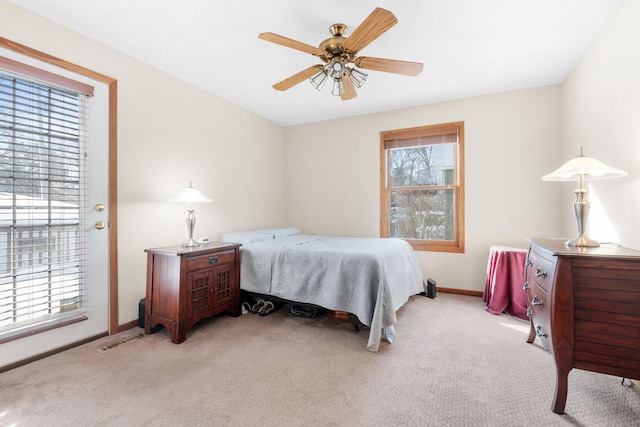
[169,181,212,247]
[542,148,627,247]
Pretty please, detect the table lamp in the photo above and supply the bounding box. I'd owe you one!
[542,148,627,247]
[169,181,212,247]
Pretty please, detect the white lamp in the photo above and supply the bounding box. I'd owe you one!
[169,181,212,247]
[542,148,627,247]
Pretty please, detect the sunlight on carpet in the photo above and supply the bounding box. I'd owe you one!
[498,321,530,334]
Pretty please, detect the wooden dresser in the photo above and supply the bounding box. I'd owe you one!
[144,242,241,343]
[524,238,640,414]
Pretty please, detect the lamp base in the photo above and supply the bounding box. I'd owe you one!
[566,235,600,248]
[182,208,199,248]
[182,238,200,248]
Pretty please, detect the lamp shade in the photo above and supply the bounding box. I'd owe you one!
[542,150,627,182]
[169,182,212,203]
[541,148,626,248]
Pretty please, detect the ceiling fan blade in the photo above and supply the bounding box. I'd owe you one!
[272,66,321,91]
[343,8,398,53]
[258,32,324,56]
[341,72,357,101]
[354,56,423,76]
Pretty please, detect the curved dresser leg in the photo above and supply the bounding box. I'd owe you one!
[526,318,536,344]
[552,367,570,414]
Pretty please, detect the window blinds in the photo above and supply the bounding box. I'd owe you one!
[384,125,459,150]
[0,66,91,342]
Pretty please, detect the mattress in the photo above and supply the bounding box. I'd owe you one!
[239,234,425,351]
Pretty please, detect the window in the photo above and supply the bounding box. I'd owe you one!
[380,122,464,252]
[0,57,93,342]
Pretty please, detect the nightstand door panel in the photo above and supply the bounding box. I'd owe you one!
[212,264,234,309]
[187,270,215,322]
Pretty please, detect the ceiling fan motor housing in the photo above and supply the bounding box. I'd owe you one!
[319,24,357,63]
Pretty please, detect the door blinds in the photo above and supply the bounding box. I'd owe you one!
[0,62,92,342]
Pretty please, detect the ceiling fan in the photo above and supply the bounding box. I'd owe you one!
[258,7,424,101]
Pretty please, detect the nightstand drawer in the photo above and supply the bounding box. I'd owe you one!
[186,250,236,272]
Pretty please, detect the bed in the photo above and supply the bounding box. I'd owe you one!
[221,228,425,351]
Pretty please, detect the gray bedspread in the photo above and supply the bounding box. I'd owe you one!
[240,235,424,351]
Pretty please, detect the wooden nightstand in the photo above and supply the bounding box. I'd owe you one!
[144,242,241,343]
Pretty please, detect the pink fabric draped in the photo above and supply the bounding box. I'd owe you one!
[483,245,528,320]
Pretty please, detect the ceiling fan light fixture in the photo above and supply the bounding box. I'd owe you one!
[309,69,329,91]
[347,67,368,88]
[328,59,345,79]
[331,79,344,96]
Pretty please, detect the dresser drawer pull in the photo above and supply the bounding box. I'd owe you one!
[209,256,218,264]
[535,268,547,278]
[535,325,548,338]
[527,307,532,318]
[523,281,530,291]
[525,259,533,267]
[532,295,544,307]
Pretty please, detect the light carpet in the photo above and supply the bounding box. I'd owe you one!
[1,293,639,426]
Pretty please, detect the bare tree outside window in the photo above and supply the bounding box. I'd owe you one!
[381,123,464,253]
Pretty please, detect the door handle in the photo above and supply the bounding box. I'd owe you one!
[95,221,106,230]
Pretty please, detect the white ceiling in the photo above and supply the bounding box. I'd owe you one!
[9,0,623,127]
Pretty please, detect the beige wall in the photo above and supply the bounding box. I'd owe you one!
[0,0,287,335]
[2,0,636,366]
[562,0,640,249]
[284,86,564,291]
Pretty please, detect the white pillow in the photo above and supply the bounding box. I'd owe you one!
[220,231,274,245]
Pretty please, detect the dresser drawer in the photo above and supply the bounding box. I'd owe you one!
[526,246,556,293]
[186,250,236,272]
[527,281,552,351]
